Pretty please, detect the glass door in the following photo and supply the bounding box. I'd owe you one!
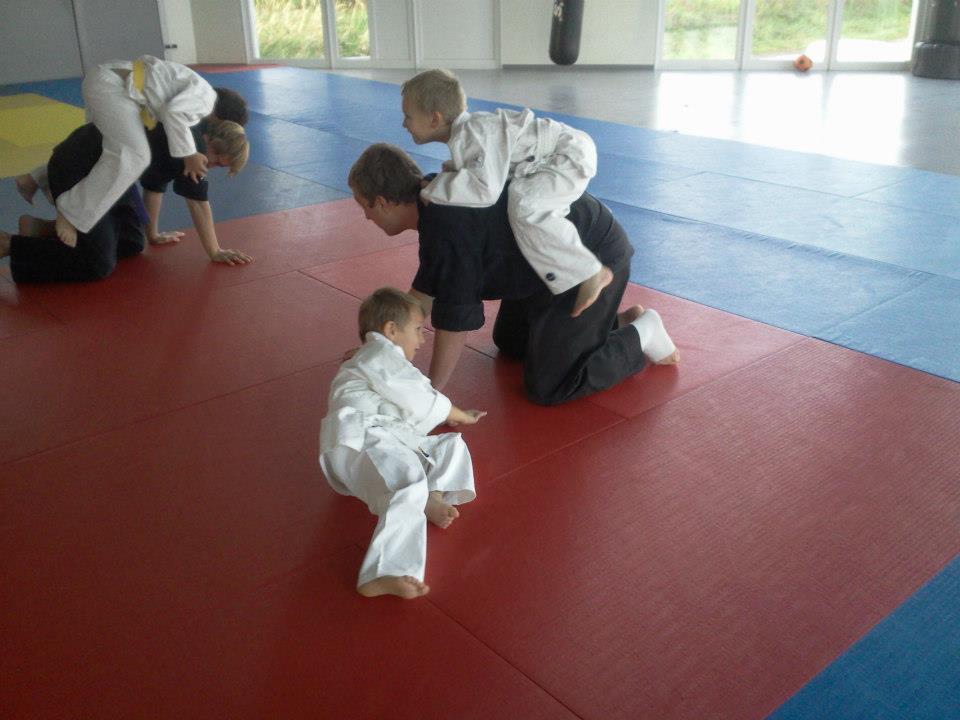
[659,0,916,69]
[244,0,371,67]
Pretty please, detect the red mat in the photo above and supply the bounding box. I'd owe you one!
[4,203,960,719]
[425,339,960,720]
[0,272,360,463]
[0,273,59,339]
[3,544,576,720]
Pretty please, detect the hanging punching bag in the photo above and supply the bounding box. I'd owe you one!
[550,0,585,65]
[912,0,960,78]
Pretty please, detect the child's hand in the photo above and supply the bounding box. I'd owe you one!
[147,230,184,245]
[183,153,209,183]
[210,248,253,265]
[441,160,457,172]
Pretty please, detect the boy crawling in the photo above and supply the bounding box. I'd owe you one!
[319,288,485,599]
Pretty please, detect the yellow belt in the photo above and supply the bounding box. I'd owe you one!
[132,59,157,130]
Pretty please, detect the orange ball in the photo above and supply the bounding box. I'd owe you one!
[794,54,813,72]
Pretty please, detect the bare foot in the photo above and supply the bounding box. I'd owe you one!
[55,211,77,248]
[18,215,56,238]
[571,265,614,318]
[358,575,430,599]
[425,491,460,529]
[15,174,38,205]
[655,348,680,365]
[617,304,644,328]
[0,231,11,258]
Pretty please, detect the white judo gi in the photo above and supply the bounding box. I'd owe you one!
[319,332,476,587]
[56,55,216,233]
[421,108,600,295]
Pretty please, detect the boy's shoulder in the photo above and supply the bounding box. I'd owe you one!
[458,107,537,138]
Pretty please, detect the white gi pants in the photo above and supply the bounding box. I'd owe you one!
[321,428,476,587]
[508,121,601,295]
[56,66,153,233]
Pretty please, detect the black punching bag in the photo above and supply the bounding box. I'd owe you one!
[550,0,585,65]
[913,0,960,78]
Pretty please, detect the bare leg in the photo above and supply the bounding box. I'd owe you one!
[358,575,430,599]
[425,490,460,529]
[0,231,11,258]
[572,265,614,318]
[15,174,38,205]
[18,215,56,238]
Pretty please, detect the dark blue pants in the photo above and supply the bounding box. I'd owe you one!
[492,262,646,405]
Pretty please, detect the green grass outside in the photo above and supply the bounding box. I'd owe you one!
[253,0,369,59]
[666,0,912,56]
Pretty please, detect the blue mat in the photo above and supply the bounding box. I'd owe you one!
[612,200,930,336]
[606,172,960,280]
[820,275,960,383]
[856,170,960,219]
[150,161,347,231]
[769,554,960,720]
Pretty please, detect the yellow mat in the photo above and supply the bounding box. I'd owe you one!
[0,94,85,178]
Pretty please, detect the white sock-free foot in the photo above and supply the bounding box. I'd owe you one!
[630,308,678,364]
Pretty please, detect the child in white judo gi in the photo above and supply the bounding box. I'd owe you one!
[38,55,243,249]
[401,68,612,318]
[319,288,485,599]
[14,89,252,268]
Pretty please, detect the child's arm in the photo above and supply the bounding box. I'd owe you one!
[446,406,486,426]
[142,189,184,245]
[185,198,252,265]
[429,329,468,391]
[420,118,513,208]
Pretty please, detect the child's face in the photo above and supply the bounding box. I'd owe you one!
[402,96,440,144]
[386,309,426,361]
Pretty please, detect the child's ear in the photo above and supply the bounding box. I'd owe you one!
[430,111,445,129]
[382,320,398,339]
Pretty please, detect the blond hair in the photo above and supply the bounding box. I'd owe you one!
[348,143,423,205]
[401,68,466,123]
[358,287,423,342]
[206,119,248,175]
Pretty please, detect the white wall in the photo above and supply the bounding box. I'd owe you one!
[416,0,498,69]
[191,0,249,63]
[368,2,414,64]
[0,0,83,84]
[73,0,166,70]
[501,0,657,66]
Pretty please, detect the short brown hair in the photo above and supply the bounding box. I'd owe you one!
[358,287,423,342]
[348,143,423,205]
[206,119,248,175]
[401,68,466,123]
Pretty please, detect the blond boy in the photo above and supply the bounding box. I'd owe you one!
[401,68,612,318]
[319,288,485,599]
